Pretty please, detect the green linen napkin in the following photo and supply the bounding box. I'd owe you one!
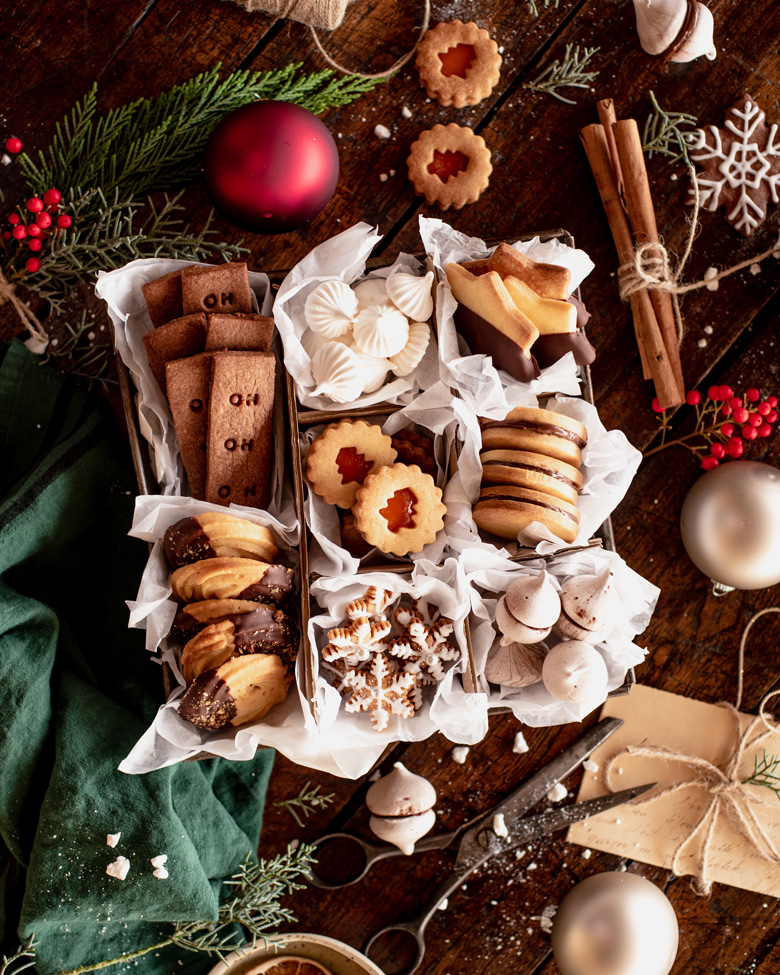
[0,340,275,975]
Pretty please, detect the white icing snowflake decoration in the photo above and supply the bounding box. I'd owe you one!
[344,653,415,731]
[686,95,780,236]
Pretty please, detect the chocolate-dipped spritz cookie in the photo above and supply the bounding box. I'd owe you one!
[170,557,294,603]
[163,512,279,568]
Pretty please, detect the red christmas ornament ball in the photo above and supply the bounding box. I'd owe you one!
[203,101,339,234]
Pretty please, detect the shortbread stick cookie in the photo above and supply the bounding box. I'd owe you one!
[172,601,297,654]
[142,268,188,326]
[181,262,253,315]
[205,351,275,509]
[165,353,213,499]
[170,557,294,603]
[446,263,538,353]
[142,314,208,389]
[415,20,502,108]
[407,124,492,210]
[178,653,292,730]
[163,512,278,567]
[473,484,580,543]
[205,313,275,352]
[464,242,571,300]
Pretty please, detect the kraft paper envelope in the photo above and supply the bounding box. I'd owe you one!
[567,683,780,897]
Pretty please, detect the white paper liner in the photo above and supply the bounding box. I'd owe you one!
[119,495,343,775]
[302,381,461,578]
[445,393,642,557]
[308,559,488,771]
[273,223,440,411]
[95,258,297,534]
[463,546,659,726]
[419,216,593,417]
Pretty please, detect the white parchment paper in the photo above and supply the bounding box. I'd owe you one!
[463,546,659,726]
[446,393,642,557]
[273,222,440,410]
[419,217,594,417]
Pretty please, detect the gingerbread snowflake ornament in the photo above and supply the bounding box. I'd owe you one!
[345,587,393,622]
[322,617,391,667]
[686,94,780,236]
[389,617,460,683]
[344,653,416,731]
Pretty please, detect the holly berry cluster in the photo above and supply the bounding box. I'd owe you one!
[2,186,72,274]
[649,385,778,469]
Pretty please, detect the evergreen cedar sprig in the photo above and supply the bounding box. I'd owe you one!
[642,90,698,166]
[743,751,780,801]
[526,0,559,18]
[645,384,779,468]
[19,64,381,200]
[0,937,37,975]
[523,44,601,105]
[274,780,336,828]
[48,844,316,975]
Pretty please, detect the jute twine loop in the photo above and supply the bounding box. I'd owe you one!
[0,269,47,345]
[605,606,780,896]
[618,165,780,346]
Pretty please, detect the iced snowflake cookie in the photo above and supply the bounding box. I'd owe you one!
[322,617,392,667]
[407,123,492,210]
[352,463,446,556]
[388,617,460,682]
[344,653,416,731]
[306,420,398,508]
[415,21,502,108]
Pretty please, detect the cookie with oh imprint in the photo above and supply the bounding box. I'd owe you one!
[163,512,279,568]
[170,557,294,603]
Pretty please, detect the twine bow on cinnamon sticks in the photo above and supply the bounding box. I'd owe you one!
[581,99,686,408]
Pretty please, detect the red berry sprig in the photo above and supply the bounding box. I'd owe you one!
[646,385,778,469]
[1,188,73,276]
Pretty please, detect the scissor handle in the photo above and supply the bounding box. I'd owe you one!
[364,919,426,975]
[307,832,401,889]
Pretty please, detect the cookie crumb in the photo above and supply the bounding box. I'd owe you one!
[513,731,529,754]
[704,267,720,291]
[379,173,388,182]
[582,759,599,773]
[581,848,592,860]
[451,745,469,764]
[698,339,707,348]
[493,813,509,838]
[539,905,558,932]
[703,325,713,334]
[289,838,300,851]
[106,857,130,881]
[438,897,448,911]
[374,124,391,139]
[150,854,168,868]
[369,769,382,782]
[106,833,121,848]
[153,866,169,880]
[401,105,412,119]
[750,263,761,275]
[547,782,568,803]
[1,153,11,166]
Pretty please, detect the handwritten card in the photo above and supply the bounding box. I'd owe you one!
[567,684,780,897]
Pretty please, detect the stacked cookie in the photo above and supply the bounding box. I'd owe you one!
[162,512,298,731]
[473,406,587,544]
[141,262,275,509]
[444,242,595,382]
[304,419,445,557]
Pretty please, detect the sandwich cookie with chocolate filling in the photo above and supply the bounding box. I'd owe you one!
[479,449,583,507]
[480,406,587,468]
[473,484,581,543]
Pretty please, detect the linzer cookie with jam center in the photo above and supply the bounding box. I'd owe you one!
[163,512,279,567]
[415,20,502,108]
[306,420,398,509]
[407,123,492,210]
[353,463,446,557]
[170,556,294,603]
[205,350,275,509]
[181,262,254,315]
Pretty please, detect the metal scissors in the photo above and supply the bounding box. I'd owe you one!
[309,717,654,975]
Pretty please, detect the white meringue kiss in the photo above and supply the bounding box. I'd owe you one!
[301,327,352,360]
[390,321,430,377]
[352,349,391,393]
[304,279,359,338]
[353,304,409,358]
[353,277,394,311]
[311,341,363,403]
[386,269,435,321]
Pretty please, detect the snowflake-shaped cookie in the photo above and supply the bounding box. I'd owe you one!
[393,597,440,628]
[344,653,416,731]
[686,94,780,236]
[388,617,460,682]
[322,617,391,667]
[345,586,393,621]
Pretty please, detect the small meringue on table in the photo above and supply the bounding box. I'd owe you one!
[366,761,437,855]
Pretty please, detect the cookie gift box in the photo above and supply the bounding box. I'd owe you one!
[98,224,650,775]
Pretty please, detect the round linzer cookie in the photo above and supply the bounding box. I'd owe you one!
[163,512,279,568]
[473,484,580,543]
[415,20,502,108]
[479,448,583,506]
[178,653,292,730]
[353,463,446,556]
[480,407,587,467]
[306,419,398,509]
[170,557,294,603]
[407,123,492,210]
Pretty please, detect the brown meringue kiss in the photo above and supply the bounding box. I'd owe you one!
[495,571,561,645]
[366,762,437,855]
[542,640,608,704]
[555,568,619,644]
[484,639,547,688]
[633,0,716,63]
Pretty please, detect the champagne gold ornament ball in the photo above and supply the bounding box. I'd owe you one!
[551,872,679,975]
[680,461,780,591]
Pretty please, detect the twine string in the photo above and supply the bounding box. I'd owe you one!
[605,606,780,896]
[0,268,47,344]
[618,165,780,345]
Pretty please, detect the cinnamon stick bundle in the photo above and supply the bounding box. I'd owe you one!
[581,100,685,407]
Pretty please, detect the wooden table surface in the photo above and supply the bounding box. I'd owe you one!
[4,1,780,974]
